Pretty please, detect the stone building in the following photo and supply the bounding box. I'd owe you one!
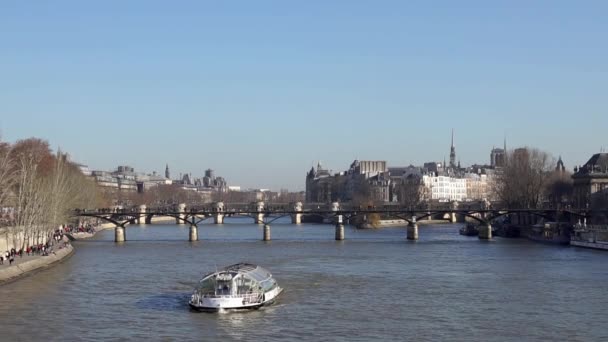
[422,173,467,201]
[490,138,508,168]
[305,160,392,203]
[305,162,333,203]
[572,153,608,208]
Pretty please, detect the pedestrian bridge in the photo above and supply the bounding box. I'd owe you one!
[72,201,594,242]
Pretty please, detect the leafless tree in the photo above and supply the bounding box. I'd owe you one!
[0,139,16,210]
[545,171,573,207]
[398,175,427,209]
[494,147,554,209]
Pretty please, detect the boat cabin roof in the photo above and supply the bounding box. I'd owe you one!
[204,263,273,283]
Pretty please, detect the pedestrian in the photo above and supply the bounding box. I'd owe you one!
[9,254,14,265]
[0,255,3,265]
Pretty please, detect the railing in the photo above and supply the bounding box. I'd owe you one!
[191,292,262,304]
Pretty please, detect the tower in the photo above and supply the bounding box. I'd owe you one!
[449,129,456,169]
[165,163,170,179]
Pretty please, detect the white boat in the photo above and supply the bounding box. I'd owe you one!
[189,263,283,312]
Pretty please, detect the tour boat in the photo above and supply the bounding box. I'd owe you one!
[189,263,283,312]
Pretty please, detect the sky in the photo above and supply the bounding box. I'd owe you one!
[0,1,606,190]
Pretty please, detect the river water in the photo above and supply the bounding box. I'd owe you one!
[0,219,606,341]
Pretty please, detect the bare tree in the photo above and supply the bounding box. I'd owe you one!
[10,138,53,248]
[398,175,427,209]
[545,171,573,207]
[0,140,15,210]
[494,147,554,208]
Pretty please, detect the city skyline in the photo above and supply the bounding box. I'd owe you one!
[1,1,607,189]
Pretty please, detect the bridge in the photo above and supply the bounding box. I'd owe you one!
[72,201,598,242]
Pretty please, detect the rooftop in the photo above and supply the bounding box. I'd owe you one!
[574,153,608,177]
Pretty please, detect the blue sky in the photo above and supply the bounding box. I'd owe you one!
[1,1,606,190]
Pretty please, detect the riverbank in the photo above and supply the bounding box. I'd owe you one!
[0,244,74,285]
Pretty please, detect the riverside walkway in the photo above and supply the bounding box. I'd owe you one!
[0,243,73,284]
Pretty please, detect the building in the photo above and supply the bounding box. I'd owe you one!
[449,129,457,169]
[572,153,608,208]
[348,160,387,175]
[490,138,508,168]
[305,162,333,203]
[422,173,467,201]
[465,173,489,201]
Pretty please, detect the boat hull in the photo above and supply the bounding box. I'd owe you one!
[190,287,283,312]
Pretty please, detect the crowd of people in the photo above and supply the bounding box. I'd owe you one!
[62,223,95,234]
[0,225,81,267]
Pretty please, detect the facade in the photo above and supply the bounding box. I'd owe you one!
[490,148,506,168]
[572,153,608,208]
[422,173,467,201]
[305,162,333,203]
[348,160,387,175]
[465,173,489,201]
[490,138,508,168]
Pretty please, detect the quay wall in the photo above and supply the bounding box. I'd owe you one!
[0,245,74,285]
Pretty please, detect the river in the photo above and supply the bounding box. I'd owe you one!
[0,219,606,341]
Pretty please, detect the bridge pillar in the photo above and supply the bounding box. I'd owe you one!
[331,202,340,224]
[176,203,186,224]
[291,202,303,224]
[115,226,125,242]
[335,215,345,241]
[189,224,198,241]
[213,202,225,224]
[263,224,271,241]
[478,223,492,240]
[407,216,419,240]
[255,201,265,224]
[137,205,147,224]
[450,212,457,223]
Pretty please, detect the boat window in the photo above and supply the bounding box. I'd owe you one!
[195,278,216,295]
[236,275,258,294]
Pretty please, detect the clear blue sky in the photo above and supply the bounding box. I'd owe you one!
[1,1,606,190]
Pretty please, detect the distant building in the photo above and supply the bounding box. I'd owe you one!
[490,138,507,168]
[305,162,333,203]
[572,153,608,208]
[449,129,457,169]
[422,173,467,201]
[348,160,387,175]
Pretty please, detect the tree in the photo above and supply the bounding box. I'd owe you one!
[10,138,53,248]
[494,147,554,208]
[0,139,15,211]
[398,175,427,209]
[545,171,573,207]
[1,138,105,249]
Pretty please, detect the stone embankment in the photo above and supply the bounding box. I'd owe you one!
[0,245,74,285]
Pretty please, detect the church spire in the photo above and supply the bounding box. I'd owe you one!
[451,128,454,149]
[165,163,170,179]
[449,129,456,168]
